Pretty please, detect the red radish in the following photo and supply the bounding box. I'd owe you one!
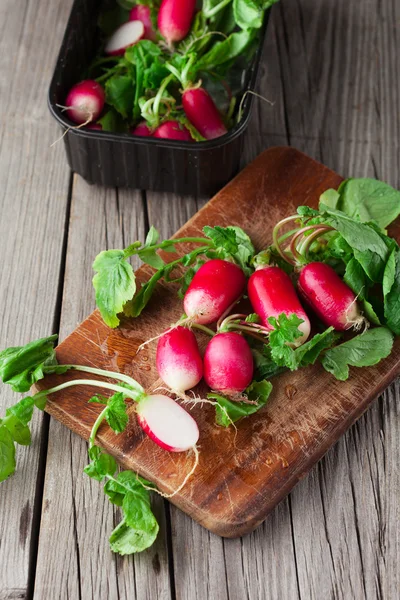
[129,5,157,41]
[153,120,192,141]
[156,327,203,394]
[182,88,227,140]
[298,262,365,331]
[157,0,196,45]
[136,394,199,452]
[131,122,152,137]
[86,123,103,131]
[248,266,311,345]
[184,259,246,325]
[203,332,254,395]
[65,80,105,125]
[105,20,144,55]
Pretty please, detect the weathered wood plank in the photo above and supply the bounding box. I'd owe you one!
[32,178,173,600]
[250,1,400,599]
[0,0,73,596]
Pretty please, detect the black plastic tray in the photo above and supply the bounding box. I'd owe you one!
[48,0,270,195]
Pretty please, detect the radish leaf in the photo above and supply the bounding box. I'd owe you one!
[93,250,137,328]
[0,426,16,482]
[210,379,272,427]
[321,328,393,380]
[0,335,67,393]
[383,247,400,334]
[338,178,400,229]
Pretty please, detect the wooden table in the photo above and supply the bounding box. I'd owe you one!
[0,0,398,598]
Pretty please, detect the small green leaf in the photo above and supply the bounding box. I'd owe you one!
[196,30,254,70]
[93,249,136,328]
[268,313,305,367]
[124,269,164,318]
[137,248,165,270]
[210,379,272,427]
[144,226,160,247]
[109,516,159,555]
[105,75,135,119]
[0,425,16,482]
[383,247,400,334]
[319,189,340,210]
[84,451,118,482]
[321,327,393,380]
[338,178,400,229]
[3,414,31,446]
[0,335,59,393]
[245,313,260,323]
[6,396,35,426]
[203,226,239,254]
[106,393,129,434]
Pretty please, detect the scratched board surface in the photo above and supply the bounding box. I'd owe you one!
[36,147,400,537]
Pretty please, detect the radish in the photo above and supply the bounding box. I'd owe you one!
[153,120,192,141]
[184,259,246,325]
[157,0,196,45]
[182,88,227,140]
[203,332,254,395]
[129,5,157,41]
[248,266,311,345]
[136,394,199,452]
[87,123,103,131]
[65,80,105,125]
[298,262,365,331]
[156,326,203,395]
[105,20,144,55]
[131,122,152,137]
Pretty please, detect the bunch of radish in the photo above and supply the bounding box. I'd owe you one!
[61,1,235,139]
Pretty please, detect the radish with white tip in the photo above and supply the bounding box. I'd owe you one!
[65,80,105,125]
[156,326,203,397]
[105,20,145,56]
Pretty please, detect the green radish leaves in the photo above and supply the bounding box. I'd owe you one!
[334,178,400,229]
[0,426,16,482]
[203,225,255,275]
[93,249,137,328]
[267,314,340,371]
[321,328,394,380]
[210,379,273,427]
[0,334,62,393]
[383,247,400,334]
[106,472,158,554]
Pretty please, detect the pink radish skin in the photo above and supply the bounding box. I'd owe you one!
[298,262,363,331]
[184,259,246,325]
[153,121,192,141]
[86,123,103,130]
[129,5,157,41]
[157,0,196,44]
[203,332,254,395]
[248,266,311,345]
[182,88,227,140]
[105,20,144,55]
[156,327,203,393]
[131,122,153,137]
[65,80,105,125]
[136,394,199,452]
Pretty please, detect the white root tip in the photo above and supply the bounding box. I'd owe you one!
[137,446,199,499]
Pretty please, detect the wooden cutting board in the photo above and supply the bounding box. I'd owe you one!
[37,147,400,538]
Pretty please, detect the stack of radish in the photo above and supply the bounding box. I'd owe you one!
[63,1,228,141]
[152,252,365,406]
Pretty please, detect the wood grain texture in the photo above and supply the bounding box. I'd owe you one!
[34,147,400,541]
[33,178,173,600]
[0,0,73,597]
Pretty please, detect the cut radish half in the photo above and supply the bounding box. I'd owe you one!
[136,394,199,452]
[105,21,145,56]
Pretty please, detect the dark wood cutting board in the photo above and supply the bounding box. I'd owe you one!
[36,147,400,538]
